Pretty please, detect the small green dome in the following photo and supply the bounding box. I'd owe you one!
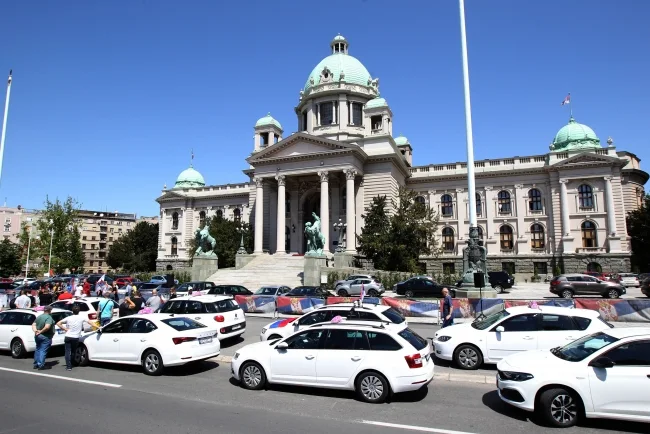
[365,97,388,109]
[174,166,205,188]
[394,135,409,146]
[304,37,372,91]
[255,113,282,130]
[552,117,601,151]
[332,34,346,42]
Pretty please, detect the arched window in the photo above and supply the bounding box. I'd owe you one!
[528,189,543,212]
[477,226,484,240]
[500,225,513,250]
[233,208,241,223]
[415,196,426,205]
[199,211,206,227]
[587,262,602,273]
[440,194,453,217]
[216,209,223,219]
[498,191,512,214]
[442,227,455,252]
[581,220,597,248]
[578,184,594,209]
[530,223,545,249]
[166,265,173,271]
[171,212,179,230]
[475,193,482,217]
[171,236,178,255]
[414,195,426,218]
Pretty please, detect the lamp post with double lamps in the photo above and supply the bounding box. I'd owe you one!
[333,219,347,253]
[46,219,54,276]
[236,225,248,255]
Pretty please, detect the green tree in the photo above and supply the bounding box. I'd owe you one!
[189,215,254,268]
[357,188,440,272]
[107,222,159,272]
[34,196,84,273]
[0,239,22,277]
[627,194,650,272]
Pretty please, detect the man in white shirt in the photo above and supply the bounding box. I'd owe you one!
[74,284,83,298]
[56,305,93,371]
[15,290,32,309]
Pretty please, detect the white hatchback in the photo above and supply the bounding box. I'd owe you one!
[433,306,610,369]
[233,321,434,403]
[50,297,119,330]
[159,295,246,341]
[76,314,220,375]
[497,328,650,427]
[0,308,73,358]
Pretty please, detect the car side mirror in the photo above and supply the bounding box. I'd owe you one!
[495,326,505,333]
[589,356,614,369]
[276,342,288,350]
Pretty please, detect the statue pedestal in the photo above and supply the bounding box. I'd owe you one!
[304,255,327,286]
[333,252,355,269]
[192,256,218,281]
[454,284,498,299]
[235,254,255,270]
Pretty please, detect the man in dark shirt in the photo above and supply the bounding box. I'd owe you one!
[441,287,454,328]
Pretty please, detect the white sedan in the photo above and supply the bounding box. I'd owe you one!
[75,314,220,375]
[51,297,119,330]
[497,327,650,427]
[0,308,72,358]
[433,306,609,369]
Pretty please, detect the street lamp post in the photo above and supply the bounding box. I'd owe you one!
[47,219,54,276]
[333,219,347,253]
[24,226,33,282]
[236,226,247,255]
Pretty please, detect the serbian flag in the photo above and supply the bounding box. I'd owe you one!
[98,274,106,282]
[561,93,571,105]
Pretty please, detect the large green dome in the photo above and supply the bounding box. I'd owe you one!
[174,166,205,188]
[552,117,601,151]
[304,36,371,91]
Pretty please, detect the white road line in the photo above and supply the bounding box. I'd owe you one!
[0,367,122,388]
[361,420,478,434]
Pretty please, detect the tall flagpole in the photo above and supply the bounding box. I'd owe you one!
[0,70,12,186]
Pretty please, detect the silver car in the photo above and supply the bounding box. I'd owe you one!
[617,273,640,288]
[334,274,377,289]
[335,278,384,297]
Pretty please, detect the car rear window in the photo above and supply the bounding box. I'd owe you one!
[381,307,406,324]
[204,299,239,313]
[161,318,206,331]
[90,301,100,311]
[572,317,592,331]
[398,328,428,351]
[366,331,401,351]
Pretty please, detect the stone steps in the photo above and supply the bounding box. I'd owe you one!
[205,254,305,290]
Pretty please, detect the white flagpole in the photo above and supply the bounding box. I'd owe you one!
[458,0,477,228]
[0,70,12,186]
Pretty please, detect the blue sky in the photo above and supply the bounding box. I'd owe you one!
[1,0,648,216]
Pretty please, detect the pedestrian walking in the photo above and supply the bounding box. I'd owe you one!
[56,305,92,371]
[15,290,32,309]
[32,305,55,370]
[145,289,162,312]
[441,287,454,328]
[97,291,116,326]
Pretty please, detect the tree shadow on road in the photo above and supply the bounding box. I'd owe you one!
[86,360,221,377]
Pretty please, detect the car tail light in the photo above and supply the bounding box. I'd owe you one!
[404,353,423,369]
[214,315,225,322]
[220,328,226,333]
[550,280,560,286]
[172,337,197,345]
[88,313,97,320]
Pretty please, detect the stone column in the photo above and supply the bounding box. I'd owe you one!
[276,175,286,254]
[559,179,570,237]
[338,95,348,127]
[316,103,321,126]
[254,177,264,254]
[333,102,337,124]
[604,176,617,236]
[319,171,330,252]
[345,169,357,253]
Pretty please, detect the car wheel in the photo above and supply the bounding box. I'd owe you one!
[337,289,348,297]
[267,334,282,341]
[74,344,89,366]
[240,361,266,390]
[367,290,378,297]
[142,349,164,376]
[561,289,574,299]
[494,285,504,294]
[538,387,580,428]
[10,338,26,359]
[405,290,415,298]
[355,371,390,404]
[454,344,483,370]
[607,288,620,299]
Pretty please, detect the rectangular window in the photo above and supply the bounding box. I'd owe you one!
[82,244,86,249]
[443,263,456,274]
[82,236,87,240]
[533,262,548,275]
[90,261,94,266]
[351,103,363,126]
[502,262,516,275]
[320,102,333,125]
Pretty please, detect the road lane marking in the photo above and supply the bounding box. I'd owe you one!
[0,367,122,388]
[361,420,478,434]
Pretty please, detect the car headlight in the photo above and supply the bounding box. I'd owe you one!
[499,371,533,381]
[436,336,452,342]
[233,352,240,360]
[261,328,267,334]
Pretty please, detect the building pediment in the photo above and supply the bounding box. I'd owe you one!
[247,132,367,164]
[156,190,188,203]
[550,151,626,169]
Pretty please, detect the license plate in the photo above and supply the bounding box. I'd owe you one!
[199,337,212,344]
[231,324,242,330]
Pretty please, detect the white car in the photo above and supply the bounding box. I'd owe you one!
[259,302,407,341]
[433,306,610,370]
[158,295,246,341]
[497,327,650,427]
[50,297,119,330]
[0,308,73,358]
[616,273,640,288]
[233,321,434,403]
[75,314,220,375]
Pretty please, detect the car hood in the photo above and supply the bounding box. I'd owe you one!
[239,339,277,355]
[434,322,474,337]
[497,349,570,371]
[263,317,297,330]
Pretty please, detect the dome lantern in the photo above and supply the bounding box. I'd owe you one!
[330,34,348,54]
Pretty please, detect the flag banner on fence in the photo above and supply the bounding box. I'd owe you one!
[325,297,382,306]
[234,295,276,314]
[381,297,439,318]
[503,299,575,309]
[452,298,505,319]
[275,296,325,315]
[574,299,650,323]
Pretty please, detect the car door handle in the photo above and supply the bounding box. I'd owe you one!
[566,336,574,340]
[195,317,201,320]
[140,339,147,342]
[305,355,315,360]
[113,338,119,342]
[523,336,535,340]
[10,328,17,332]
[351,356,361,362]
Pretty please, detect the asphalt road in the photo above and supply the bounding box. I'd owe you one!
[0,354,646,434]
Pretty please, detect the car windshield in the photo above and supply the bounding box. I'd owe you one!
[382,307,406,324]
[255,287,278,295]
[471,310,510,330]
[288,287,315,296]
[551,332,619,362]
[161,318,206,331]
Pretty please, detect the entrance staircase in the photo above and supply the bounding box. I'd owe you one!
[205,254,305,290]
